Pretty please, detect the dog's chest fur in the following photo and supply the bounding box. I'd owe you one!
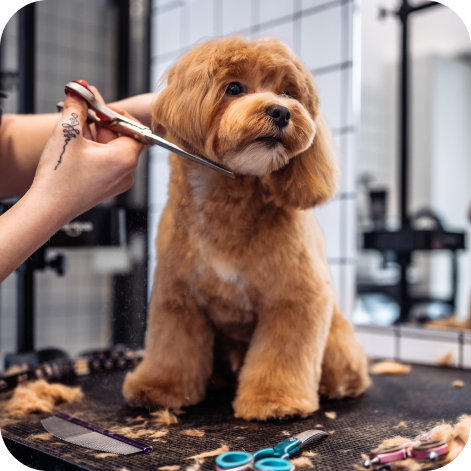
[189,249,257,343]
[170,162,317,343]
[182,168,288,342]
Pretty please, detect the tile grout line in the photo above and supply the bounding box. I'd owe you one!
[152,1,347,62]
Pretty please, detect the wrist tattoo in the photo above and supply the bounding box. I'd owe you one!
[54,113,80,170]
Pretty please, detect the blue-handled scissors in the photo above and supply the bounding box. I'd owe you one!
[216,430,329,471]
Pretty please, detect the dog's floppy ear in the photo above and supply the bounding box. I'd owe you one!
[270,112,339,210]
[151,52,219,153]
[270,58,339,210]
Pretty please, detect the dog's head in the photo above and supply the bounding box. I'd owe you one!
[153,36,338,208]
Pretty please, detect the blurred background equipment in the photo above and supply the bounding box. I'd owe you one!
[0,0,152,367]
[355,0,471,328]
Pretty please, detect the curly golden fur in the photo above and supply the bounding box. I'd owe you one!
[123,36,370,420]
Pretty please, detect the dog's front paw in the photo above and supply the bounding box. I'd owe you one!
[233,389,318,421]
[122,369,200,409]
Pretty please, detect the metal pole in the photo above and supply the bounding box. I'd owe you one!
[18,3,35,114]
[16,261,35,352]
[17,3,36,352]
[394,0,441,322]
[113,0,132,345]
[398,0,410,228]
[117,0,130,100]
[396,1,442,229]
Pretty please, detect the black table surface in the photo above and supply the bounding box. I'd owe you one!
[1,363,470,471]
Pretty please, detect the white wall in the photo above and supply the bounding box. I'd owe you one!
[148,0,360,318]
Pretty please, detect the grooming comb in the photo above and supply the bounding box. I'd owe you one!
[41,412,152,455]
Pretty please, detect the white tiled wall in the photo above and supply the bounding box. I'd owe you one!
[35,0,113,112]
[260,0,293,24]
[148,0,359,316]
[0,250,112,369]
[314,71,342,129]
[300,9,342,70]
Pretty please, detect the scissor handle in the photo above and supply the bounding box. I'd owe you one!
[56,100,155,146]
[216,451,254,471]
[255,458,294,471]
[254,447,281,461]
[65,81,148,130]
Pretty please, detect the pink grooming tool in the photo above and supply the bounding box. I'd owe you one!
[363,429,449,468]
[408,440,449,461]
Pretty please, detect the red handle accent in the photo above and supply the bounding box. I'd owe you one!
[64,79,95,105]
[96,111,112,122]
[75,79,90,89]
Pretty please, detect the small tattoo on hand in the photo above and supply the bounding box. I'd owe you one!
[54,113,80,170]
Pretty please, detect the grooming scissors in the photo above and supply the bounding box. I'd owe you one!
[216,430,329,471]
[57,80,235,178]
[363,428,449,468]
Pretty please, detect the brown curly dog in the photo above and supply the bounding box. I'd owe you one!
[123,36,370,420]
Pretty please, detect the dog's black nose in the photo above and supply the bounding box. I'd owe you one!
[267,105,291,128]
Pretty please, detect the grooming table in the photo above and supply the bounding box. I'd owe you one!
[1,364,470,470]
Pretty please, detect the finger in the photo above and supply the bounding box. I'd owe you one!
[88,85,105,104]
[107,135,144,158]
[86,85,120,144]
[89,85,142,143]
[61,91,89,127]
[82,121,93,140]
[108,106,143,125]
[89,85,140,125]
[96,124,119,145]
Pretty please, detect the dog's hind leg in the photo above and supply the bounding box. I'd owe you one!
[319,305,371,399]
[122,278,214,409]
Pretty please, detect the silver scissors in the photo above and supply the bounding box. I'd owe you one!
[57,81,235,178]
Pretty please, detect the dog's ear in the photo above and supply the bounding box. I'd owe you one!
[151,55,218,153]
[270,112,339,210]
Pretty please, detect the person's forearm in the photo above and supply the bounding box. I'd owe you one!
[0,113,60,198]
[0,187,72,282]
[111,93,155,128]
[0,93,156,199]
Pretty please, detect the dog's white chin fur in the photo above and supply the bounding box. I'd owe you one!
[226,142,290,176]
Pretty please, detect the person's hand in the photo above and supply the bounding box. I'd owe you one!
[30,85,144,223]
[0,85,146,282]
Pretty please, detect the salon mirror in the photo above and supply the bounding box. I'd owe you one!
[354,0,471,336]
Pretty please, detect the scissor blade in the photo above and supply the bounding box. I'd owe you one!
[143,130,235,178]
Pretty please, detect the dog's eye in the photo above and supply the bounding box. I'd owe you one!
[226,82,243,96]
[282,91,294,98]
